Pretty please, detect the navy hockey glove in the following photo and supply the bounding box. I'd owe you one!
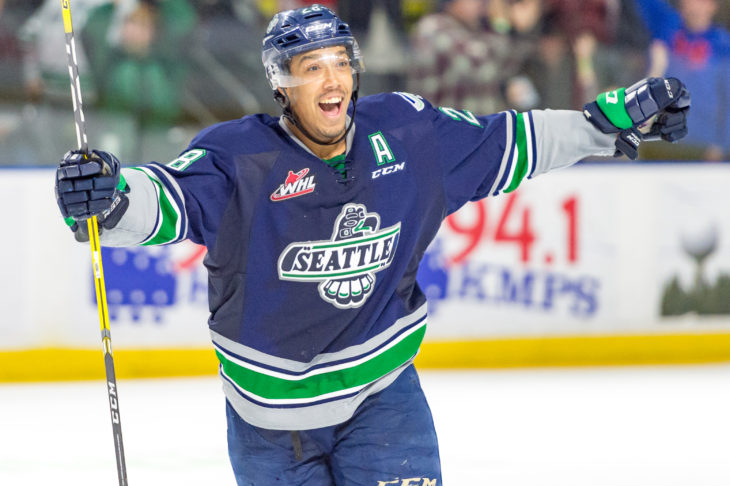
[643,81,690,143]
[55,149,129,241]
[583,77,688,159]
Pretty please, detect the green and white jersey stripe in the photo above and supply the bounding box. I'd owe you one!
[484,110,617,199]
[487,110,515,196]
[213,303,428,430]
[216,319,426,402]
[130,166,187,245]
[498,111,536,195]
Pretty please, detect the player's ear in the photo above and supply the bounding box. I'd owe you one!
[274,88,288,108]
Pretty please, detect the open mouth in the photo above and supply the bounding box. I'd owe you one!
[318,96,343,118]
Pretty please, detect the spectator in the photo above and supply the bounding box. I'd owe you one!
[0,0,41,101]
[409,0,541,114]
[531,0,649,110]
[9,0,104,167]
[636,0,730,161]
[0,0,43,166]
[19,0,102,104]
[82,0,197,127]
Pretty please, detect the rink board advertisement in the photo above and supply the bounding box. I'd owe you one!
[419,164,730,338]
[1,164,730,379]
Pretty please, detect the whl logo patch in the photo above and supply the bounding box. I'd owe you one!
[271,168,316,201]
[277,204,401,308]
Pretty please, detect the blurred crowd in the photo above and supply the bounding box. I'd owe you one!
[0,0,728,165]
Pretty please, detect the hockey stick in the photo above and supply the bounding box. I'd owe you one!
[60,2,128,484]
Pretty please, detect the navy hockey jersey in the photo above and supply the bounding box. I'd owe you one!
[106,92,615,429]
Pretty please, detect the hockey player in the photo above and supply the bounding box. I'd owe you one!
[55,5,690,485]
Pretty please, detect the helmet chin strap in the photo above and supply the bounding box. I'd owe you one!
[275,74,360,149]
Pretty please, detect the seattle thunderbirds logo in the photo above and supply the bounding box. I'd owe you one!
[277,204,401,308]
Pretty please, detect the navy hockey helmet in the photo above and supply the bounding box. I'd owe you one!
[261,4,365,90]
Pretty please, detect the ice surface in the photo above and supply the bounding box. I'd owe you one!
[1,365,729,485]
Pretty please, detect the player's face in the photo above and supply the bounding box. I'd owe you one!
[285,46,354,143]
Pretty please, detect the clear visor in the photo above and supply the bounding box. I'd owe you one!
[264,44,365,89]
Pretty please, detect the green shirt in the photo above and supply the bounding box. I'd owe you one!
[322,154,347,179]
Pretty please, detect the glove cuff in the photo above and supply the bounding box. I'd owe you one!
[100,192,130,230]
[614,127,642,160]
[595,87,633,130]
[584,101,620,134]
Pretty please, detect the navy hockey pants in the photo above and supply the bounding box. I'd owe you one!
[226,364,442,485]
